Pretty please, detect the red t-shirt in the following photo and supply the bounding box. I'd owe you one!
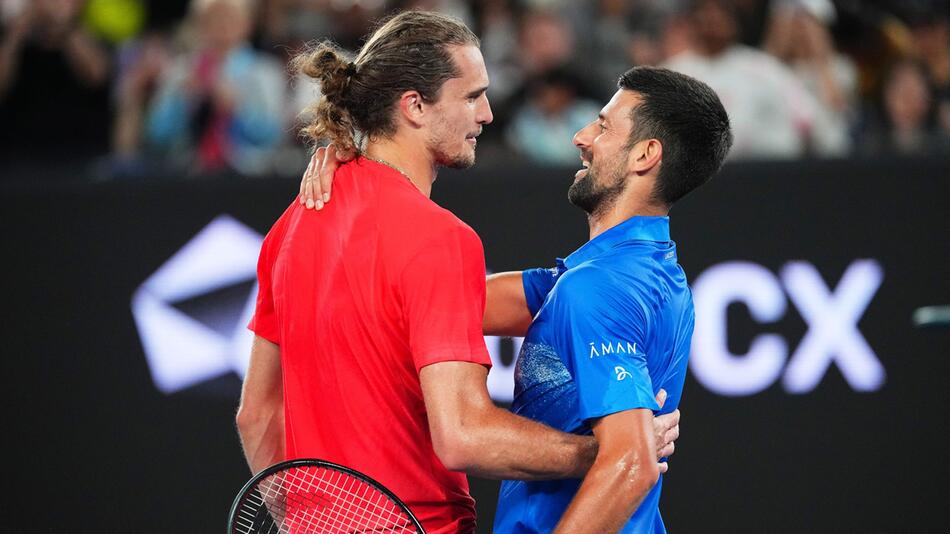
[249,157,492,533]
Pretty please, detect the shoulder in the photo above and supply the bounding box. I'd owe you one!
[375,187,482,252]
[411,209,483,258]
[554,259,656,312]
[259,201,299,259]
[553,263,617,304]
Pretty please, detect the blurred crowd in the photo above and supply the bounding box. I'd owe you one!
[1,0,948,179]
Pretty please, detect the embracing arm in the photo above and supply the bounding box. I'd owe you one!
[420,360,596,480]
[421,362,677,481]
[484,271,533,336]
[236,335,285,474]
[553,409,660,534]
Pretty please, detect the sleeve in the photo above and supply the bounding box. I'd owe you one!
[399,225,493,373]
[521,259,566,317]
[247,223,282,344]
[228,59,284,147]
[145,63,191,146]
[551,267,659,421]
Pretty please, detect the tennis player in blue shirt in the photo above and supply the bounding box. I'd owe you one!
[484,66,732,533]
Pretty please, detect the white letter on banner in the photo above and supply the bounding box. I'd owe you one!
[690,262,788,396]
[780,260,885,393]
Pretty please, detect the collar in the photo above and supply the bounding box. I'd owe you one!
[563,216,671,269]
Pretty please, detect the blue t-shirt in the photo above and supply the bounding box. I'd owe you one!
[494,216,694,534]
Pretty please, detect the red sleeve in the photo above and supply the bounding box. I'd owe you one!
[247,218,284,345]
[399,224,492,373]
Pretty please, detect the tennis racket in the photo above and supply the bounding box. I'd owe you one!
[228,458,425,534]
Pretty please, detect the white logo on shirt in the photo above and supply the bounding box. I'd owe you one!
[589,341,638,358]
[614,366,633,381]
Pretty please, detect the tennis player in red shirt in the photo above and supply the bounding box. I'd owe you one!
[236,11,678,534]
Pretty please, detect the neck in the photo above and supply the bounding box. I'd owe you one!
[587,189,668,240]
[364,137,437,197]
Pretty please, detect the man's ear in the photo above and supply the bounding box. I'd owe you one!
[629,138,662,176]
[398,90,427,128]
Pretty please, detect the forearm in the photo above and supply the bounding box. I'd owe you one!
[113,92,145,155]
[553,409,660,533]
[237,335,284,474]
[446,405,596,480]
[64,29,109,87]
[237,403,285,475]
[552,455,658,534]
[0,34,24,98]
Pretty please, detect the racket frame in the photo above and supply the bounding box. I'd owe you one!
[227,458,425,534]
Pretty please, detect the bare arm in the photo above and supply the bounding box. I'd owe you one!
[484,271,533,336]
[420,361,597,480]
[236,335,284,474]
[0,11,31,99]
[63,28,109,87]
[553,409,660,534]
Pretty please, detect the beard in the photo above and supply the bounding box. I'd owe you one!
[428,125,477,170]
[568,150,628,215]
[439,148,476,169]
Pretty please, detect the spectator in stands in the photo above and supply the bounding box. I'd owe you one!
[111,29,172,176]
[0,0,112,169]
[862,58,947,155]
[611,0,691,70]
[764,0,857,156]
[506,67,602,165]
[259,0,384,53]
[487,8,581,146]
[519,9,577,80]
[142,0,285,176]
[474,0,520,110]
[663,0,830,159]
[906,6,950,135]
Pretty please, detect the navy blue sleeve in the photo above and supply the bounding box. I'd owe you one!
[521,264,561,317]
[550,266,660,421]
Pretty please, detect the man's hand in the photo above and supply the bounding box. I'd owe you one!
[299,144,351,210]
[653,389,681,474]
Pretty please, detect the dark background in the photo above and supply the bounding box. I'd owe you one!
[3,156,948,532]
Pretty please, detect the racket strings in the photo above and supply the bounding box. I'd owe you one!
[233,465,417,533]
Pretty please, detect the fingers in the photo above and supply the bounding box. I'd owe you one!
[655,388,667,409]
[657,461,668,475]
[667,408,680,429]
[658,440,675,459]
[664,422,680,445]
[299,144,346,211]
[311,146,326,209]
[318,145,337,204]
[300,147,326,209]
[662,410,681,449]
[299,149,318,204]
[653,408,679,436]
[654,408,680,461]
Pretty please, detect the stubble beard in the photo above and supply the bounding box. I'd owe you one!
[428,134,476,170]
[568,152,628,216]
